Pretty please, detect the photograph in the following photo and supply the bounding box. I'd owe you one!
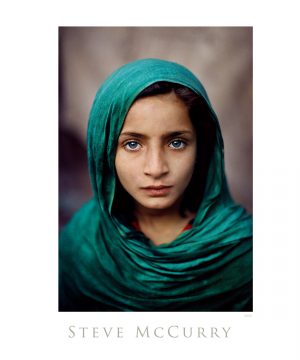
[59,27,253,311]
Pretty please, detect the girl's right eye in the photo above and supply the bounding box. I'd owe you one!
[124,141,141,151]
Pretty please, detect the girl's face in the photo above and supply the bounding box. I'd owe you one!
[115,92,197,213]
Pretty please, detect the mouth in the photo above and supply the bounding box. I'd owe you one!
[141,185,173,197]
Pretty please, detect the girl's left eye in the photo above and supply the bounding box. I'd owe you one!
[169,139,186,149]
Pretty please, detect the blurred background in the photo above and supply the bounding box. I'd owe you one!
[59,27,253,228]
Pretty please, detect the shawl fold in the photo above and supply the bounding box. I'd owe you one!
[59,58,252,311]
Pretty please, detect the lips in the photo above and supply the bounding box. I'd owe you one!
[141,185,173,197]
[142,185,172,190]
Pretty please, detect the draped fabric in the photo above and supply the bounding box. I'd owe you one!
[59,58,252,311]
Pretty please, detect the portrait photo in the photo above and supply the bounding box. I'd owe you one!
[59,27,253,311]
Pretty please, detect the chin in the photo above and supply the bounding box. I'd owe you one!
[138,197,178,211]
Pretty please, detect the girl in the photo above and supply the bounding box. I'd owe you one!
[59,58,252,311]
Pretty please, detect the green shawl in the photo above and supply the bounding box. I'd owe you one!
[59,58,252,311]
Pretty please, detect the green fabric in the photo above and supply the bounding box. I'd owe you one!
[59,58,252,311]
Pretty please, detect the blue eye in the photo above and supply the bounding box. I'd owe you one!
[169,139,186,149]
[124,141,141,151]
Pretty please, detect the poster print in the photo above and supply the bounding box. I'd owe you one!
[2,2,299,359]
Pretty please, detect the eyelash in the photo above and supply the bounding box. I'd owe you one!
[122,139,187,152]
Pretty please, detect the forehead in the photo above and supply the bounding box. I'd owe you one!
[122,92,194,133]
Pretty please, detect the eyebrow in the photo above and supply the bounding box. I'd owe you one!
[119,130,194,139]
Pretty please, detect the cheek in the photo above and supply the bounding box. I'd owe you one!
[172,149,196,179]
[174,161,195,187]
[115,152,139,186]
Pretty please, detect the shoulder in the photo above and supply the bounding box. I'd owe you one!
[59,199,101,308]
[59,198,100,258]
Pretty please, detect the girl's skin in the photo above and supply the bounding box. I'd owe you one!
[115,92,197,245]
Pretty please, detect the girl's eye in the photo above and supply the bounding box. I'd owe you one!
[124,141,141,151]
[169,139,186,149]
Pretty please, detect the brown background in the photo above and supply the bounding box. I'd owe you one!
[59,27,253,228]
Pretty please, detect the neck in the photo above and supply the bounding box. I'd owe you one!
[133,201,196,245]
[134,200,189,230]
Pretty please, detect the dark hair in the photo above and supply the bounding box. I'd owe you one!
[113,81,216,221]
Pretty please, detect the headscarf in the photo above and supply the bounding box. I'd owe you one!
[59,58,252,311]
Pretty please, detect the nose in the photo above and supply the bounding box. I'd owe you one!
[143,146,169,178]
